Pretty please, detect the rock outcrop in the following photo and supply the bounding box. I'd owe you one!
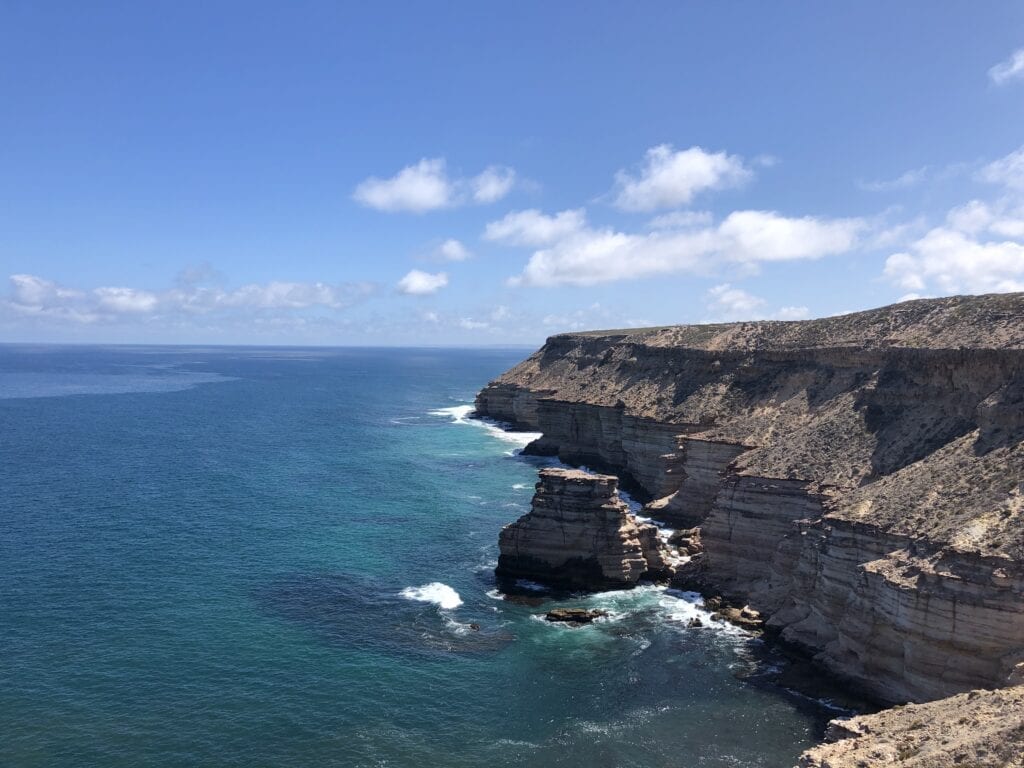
[477,293,1024,709]
[798,686,1024,767]
[495,468,673,591]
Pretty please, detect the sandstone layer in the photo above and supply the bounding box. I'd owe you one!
[495,467,673,591]
[476,293,1024,707]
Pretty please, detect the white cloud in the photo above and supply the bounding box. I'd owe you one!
[706,283,765,318]
[396,269,448,295]
[483,208,586,246]
[353,158,517,212]
[458,317,489,330]
[880,146,1024,297]
[508,209,863,287]
[946,199,1024,238]
[647,210,714,229]
[4,274,374,324]
[353,158,452,212]
[437,239,472,261]
[704,284,811,322]
[10,274,83,306]
[883,227,1024,294]
[612,144,752,211]
[471,166,516,203]
[94,286,159,313]
[989,48,1024,85]
[717,210,862,262]
[978,145,1024,190]
[858,166,930,192]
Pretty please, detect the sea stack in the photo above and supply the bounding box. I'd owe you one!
[496,467,673,591]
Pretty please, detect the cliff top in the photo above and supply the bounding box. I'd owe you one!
[557,292,1024,352]
[479,292,1024,558]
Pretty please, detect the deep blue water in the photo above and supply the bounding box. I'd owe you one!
[0,346,828,767]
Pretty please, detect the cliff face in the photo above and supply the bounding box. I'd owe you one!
[477,294,1024,705]
[495,468,672,591]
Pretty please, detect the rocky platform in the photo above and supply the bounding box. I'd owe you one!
[495,467,673,591]
[477,293,1024,761]
[800,686,1024,767]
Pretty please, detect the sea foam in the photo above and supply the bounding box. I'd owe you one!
[429,404,542,448]
[400,582,463,610]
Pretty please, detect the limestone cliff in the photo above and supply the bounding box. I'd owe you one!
[495,467,672,591]
[476,293,1024,705]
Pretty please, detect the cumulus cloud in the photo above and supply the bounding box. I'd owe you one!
[506,209,863,287]
[396,269,448,295]
[881,145,1024,297]
[612,145,752,211]
[989,48,1024,85]
[352,158,516,212]
[3,273,374,324]
[483,208,587,246]
[883,228,1024,295]
[437,239,472,261]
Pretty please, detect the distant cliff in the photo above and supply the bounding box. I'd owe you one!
[476,293,1024,750]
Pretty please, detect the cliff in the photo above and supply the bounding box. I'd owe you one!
[495,467,672,591]
[476,293,1024,709]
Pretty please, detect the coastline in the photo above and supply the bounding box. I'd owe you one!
[434,401,864,724]
[470,293,1024,766]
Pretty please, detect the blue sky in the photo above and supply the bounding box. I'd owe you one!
[3,2,1024,345]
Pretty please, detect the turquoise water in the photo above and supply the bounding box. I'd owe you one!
[1,346,827,767]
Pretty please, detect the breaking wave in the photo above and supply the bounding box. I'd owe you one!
[400,582,463,610]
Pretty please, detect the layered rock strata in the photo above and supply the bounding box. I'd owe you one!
[476,293,1024,706]
[495,467,673,591]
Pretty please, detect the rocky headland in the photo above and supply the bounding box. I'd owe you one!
[477,293,1024,765]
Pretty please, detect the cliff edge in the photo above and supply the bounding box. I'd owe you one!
[477,293,1024,723]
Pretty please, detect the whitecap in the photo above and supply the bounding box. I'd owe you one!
[511,483,529,490]
[429,404,542,448]
[400,582,463,610]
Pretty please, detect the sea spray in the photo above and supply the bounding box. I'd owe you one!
[429,404,542,448]
[400,582,464,610]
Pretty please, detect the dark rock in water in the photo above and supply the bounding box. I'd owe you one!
[687,617,703,628]
[501,593,548,607]
[496,467,674,592]
[544,607,608,625]
[469,623,480,631]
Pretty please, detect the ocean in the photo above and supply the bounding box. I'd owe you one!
[0,345,831,767]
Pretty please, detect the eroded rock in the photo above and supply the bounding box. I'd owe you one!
[496,468,674,591]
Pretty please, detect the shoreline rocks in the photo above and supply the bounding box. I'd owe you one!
[799,686,1024,768]
[544,608,608,625]
[476,293,1024,762]
[495,468,674,592]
